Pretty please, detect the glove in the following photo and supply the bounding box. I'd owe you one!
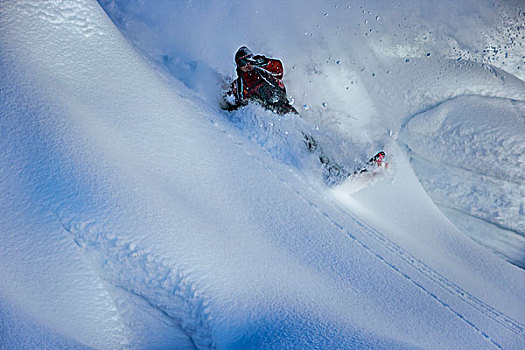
[250,55,267,66]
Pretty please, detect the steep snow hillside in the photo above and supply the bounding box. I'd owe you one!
[98,0,525,268]
[1,0,524,349]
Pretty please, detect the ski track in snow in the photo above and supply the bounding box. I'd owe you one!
[206,110,525,348]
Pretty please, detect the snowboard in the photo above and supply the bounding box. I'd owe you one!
[303,132,387,186]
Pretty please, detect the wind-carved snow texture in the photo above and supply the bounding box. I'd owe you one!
[15,0,104,38]
[1,0,525,349]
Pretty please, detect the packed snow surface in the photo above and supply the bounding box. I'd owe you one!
[1,0,524,349]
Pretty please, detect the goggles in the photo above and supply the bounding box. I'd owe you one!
[237,55,253,67]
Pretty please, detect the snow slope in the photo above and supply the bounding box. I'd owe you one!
[0,0,524,349]
[98,0,525,268]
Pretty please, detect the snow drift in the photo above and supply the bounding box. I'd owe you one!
[1,0,524,349]
[400,96,525,268]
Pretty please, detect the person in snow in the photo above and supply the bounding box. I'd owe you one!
[223,46,297,115]
[222,46,386,185]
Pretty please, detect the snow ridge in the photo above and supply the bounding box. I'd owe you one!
[400,95,525,267]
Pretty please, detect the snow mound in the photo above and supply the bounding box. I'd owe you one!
[400,95,525,267]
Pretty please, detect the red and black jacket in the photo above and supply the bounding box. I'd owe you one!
[230,55,287,103]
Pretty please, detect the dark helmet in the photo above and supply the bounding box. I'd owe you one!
[235,46,254,65]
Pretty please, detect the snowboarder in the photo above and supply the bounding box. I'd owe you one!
[222,46,386,185]
[222,46,298,115]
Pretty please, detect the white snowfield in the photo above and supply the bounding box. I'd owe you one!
[0,0,523,349]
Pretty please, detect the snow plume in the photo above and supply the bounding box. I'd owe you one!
[223,104,374,186]
[1,0,524,349]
